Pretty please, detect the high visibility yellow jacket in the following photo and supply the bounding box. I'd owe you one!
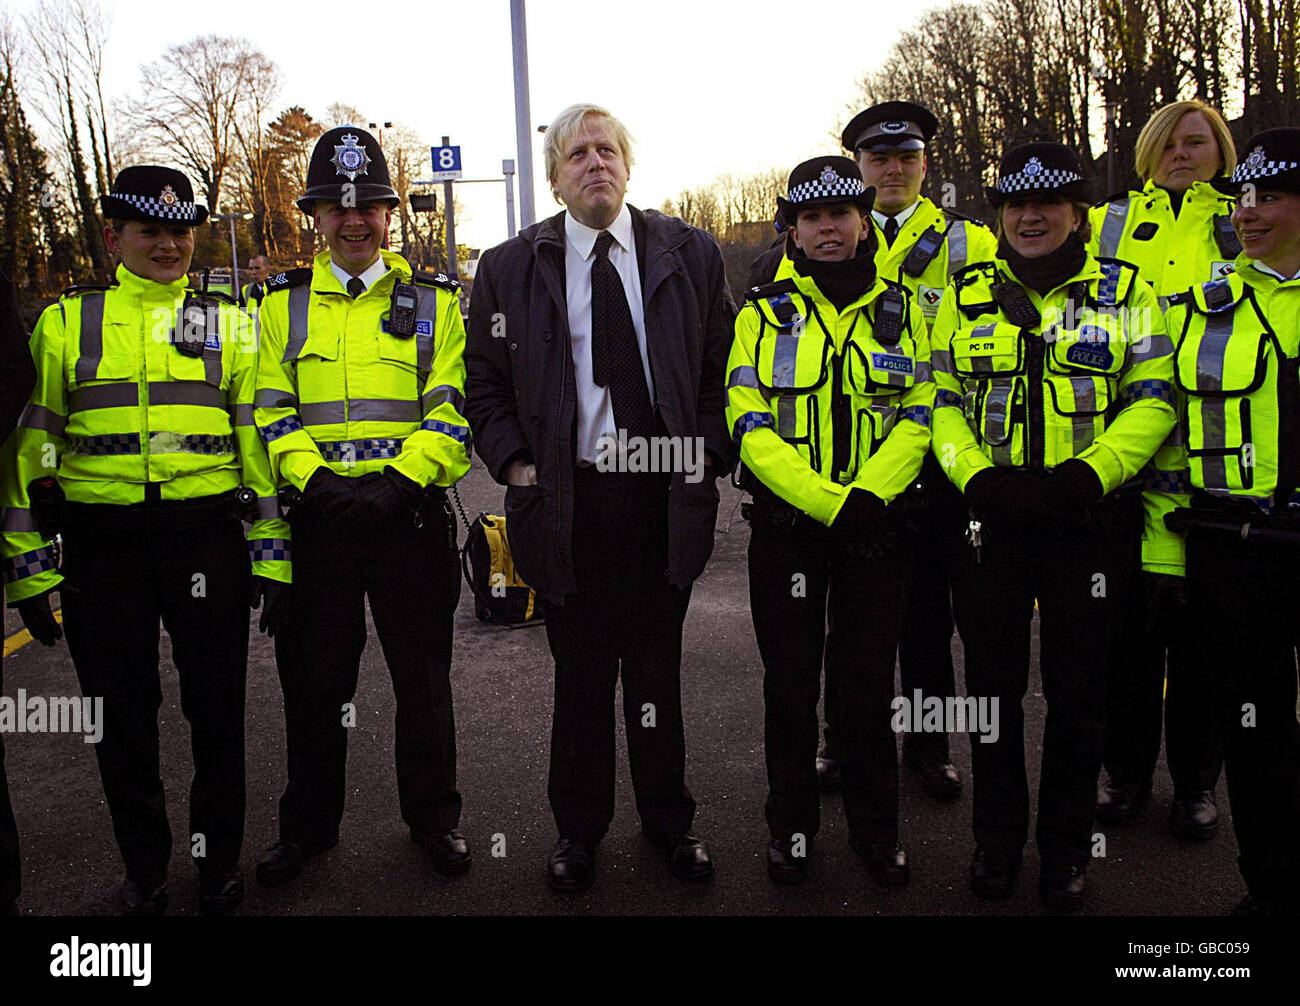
[929,254,1176,498]
[254,249,471,491]
[1166,259,1300,513]
[725,268,934,525]
[1089,179,1241,573]
[1,264,291,604]
[768,196,998,323]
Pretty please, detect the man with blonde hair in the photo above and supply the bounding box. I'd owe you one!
[465,103,735,891]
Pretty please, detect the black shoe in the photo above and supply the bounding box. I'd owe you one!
[199,869,244,916]
[766,836,812,884]
[969,846,1019,900]
[1095,777,1151,825]
[1170,790,1219,841]
[414,829,473,876]
[255,836,336,888]
[816,746,842,792]
[121,876,168,916]
[644,830,713,882]
[547,838,596,891]
[1040,863,1087,911]
[905,751,963,801]
[851,837,910,887]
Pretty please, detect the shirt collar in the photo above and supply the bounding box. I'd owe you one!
[565,203,633,261]
[872,199,920,230]
[1250,260,1299,282]
[329,252,390,294]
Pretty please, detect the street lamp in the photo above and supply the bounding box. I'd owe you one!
[210,212,255,295]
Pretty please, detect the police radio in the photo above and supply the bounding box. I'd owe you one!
[901,226,945,278]
[1212,215,1243,258]
[991,281,1041,329]
[873,288,906,345]
[175,268,219,357]
[388,282,419,337]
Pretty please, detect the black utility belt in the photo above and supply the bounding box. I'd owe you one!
[62,490,241,532]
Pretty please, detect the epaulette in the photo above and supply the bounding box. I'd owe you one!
[745,278,797,302]
[263,268,312,293]
[1092,189,1138,208]
[60,282,115,299]
[411,270,459,292]
[942,208,985,228]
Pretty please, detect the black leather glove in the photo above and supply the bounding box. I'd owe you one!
[250,576,291,637]
[302,468,366,531]
[962,467,1010,511]
[361,467,423,526]
[15,591,61,646]
[833,487,887,532]
[966,467,1055,519]
[1051,458,1104,509]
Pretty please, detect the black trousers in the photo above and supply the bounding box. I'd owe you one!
[951,504,1134,868]
[1184,526,1300,906]
[60,503,251,884]
[542,469,695,843]
[1103,559,1223,795]
[274,499,462,846]
[749,510,903,845]
[0,659,19,907]
[896,457,965,763]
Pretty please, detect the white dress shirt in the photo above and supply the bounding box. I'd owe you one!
[330,253,389,294]
[872,199,920,234]
[1252,260,1299,282]
[564,203,654,465]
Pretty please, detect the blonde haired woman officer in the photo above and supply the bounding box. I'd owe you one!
[1089,100,1238,840]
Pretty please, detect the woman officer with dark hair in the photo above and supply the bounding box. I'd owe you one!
[928,142,1176,910]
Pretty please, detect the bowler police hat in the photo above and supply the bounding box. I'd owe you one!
[986,142,1093,206]
[777,157,876,225]
[1213,128,1300,196]
[100,165,208,226]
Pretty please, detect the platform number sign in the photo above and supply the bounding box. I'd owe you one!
[431,145,463,182]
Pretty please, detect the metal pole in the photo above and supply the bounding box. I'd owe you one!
[503,158,517,238]
[442,135,457,278]
[510,0,536,227]
[1107,101,1117,195]
[229,216,240,294]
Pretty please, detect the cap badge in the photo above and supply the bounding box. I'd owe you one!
[332,134,372,181]
[1246,146,1266,169]
[158,185,178,206]
[1023,157,1043,176]
[819,165,838,184]
[881,121,908,134]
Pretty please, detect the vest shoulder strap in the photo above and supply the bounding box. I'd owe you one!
[411,269,460,293]
[263,268,312,294]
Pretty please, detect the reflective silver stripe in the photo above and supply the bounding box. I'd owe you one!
[414,285,439,373]
[1070,377,1098,452]
[420,385,466,415]
[914,360,932,383]
[283,285,310,363]
[1,507,37,533]
[1098,198,1130,258]
[255,387,297,409]
[1195,312,1233,489]
[1131,331,1174,363]
[930,349,954,375]
[19,402,66,435]
[299,400,346,425]
[983,383,1012,444]
[777,396,797,439]
[149,381,226,409]
[75,292,106,383]
[254,496,279,519]
[350,398,421,423]
[230,403,256,427]
[946,223,968,277]
[772,333,799,388]
[727,365,761,390]
[68,383,138,412]
[203,348,223,387]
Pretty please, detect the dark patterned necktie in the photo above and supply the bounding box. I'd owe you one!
[347,277,365,298]
[883,216,900,247]
[590,231,654,440]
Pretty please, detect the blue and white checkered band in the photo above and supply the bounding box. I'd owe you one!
[113,192,199,220]
[1231,147,1300,183]
[332,134,372,181]
[995,165,1083,195]
[788,174,866,204]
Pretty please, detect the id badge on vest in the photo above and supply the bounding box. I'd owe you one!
[1211,261,1235,281]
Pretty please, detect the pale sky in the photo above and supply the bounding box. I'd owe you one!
[10,0,925,251]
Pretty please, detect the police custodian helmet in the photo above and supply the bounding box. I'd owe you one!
[297,125,399,214]
[100,165,208,226]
